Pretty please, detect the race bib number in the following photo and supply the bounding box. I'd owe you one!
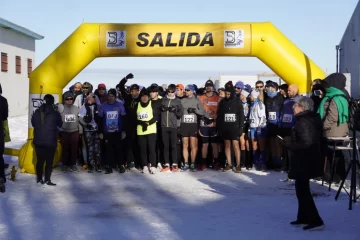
[107,111,118,120]
[65,114,76,123]
[184,114,195,123]
[268,112,277,121]
[225,113,236,122]
[282,114,293,123]
[137,112,149,120]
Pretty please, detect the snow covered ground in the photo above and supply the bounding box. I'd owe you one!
[1,115,360,240]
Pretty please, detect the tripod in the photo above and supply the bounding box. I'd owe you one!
[335,99,360,210]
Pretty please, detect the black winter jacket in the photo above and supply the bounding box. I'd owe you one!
[217,97,245,135]
[284,110,324,180]
[119,78,140,130]
[32,105,63,148]
[0,94,8,138]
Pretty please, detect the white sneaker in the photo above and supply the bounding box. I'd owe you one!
[157,163,163,170]
[150,167,156,174]
[142,166,149,174]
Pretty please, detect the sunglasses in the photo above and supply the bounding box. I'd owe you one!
[185,89,191,92]
[235,87,241,90]
[65,98,73,101]
[83,87,89,89]
[256,86,264,89]
[98,88,106,90]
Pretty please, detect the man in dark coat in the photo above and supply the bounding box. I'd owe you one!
[0,83,8,192]
[32,94,63,186]
[283,96,325,231]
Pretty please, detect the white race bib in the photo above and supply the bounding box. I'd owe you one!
[107,111,118,120]
[225,113,236,122]
[282,114,293,123]
[183,114,195,123]
[137,111,149,120]
[268,112,276,121]
[65,114,76,123]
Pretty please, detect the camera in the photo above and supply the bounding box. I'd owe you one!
[313,90,322,96]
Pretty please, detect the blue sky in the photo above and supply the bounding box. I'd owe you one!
[2,0,358,89]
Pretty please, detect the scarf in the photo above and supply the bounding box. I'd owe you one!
[317,87,348,126]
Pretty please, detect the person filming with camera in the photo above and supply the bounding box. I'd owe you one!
[32,94,63,186]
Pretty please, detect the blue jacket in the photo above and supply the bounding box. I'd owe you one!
[99,101,126,133]
[32,104,63,148]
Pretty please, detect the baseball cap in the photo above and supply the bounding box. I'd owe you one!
[235,81,245,89]
[205,80,214,87]
[98,83,106,89]
[130,84,140,91]
[176,84,184,90]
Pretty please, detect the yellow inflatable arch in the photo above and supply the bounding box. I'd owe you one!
[18,22,325,173]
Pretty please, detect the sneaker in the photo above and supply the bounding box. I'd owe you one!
[129,162,135,169]
[0,179,5,193]
[119,165,126,173]
[150,167,156,174]
[69,165,78,172]
[290,220,307,226]
[235,165,241,173]
[213,162,221,171]
[172,164,179,172]
[45,181,56,186]
[161,165,170,172]
[190,164,197,172]
[105,167,113,174]
[142,166,149,174]
[303,222,325,231]
[197,164,207,171]
[181,164,190,172]
[223,165,232,171]
[157,162,163,170]
[82,164,88,171]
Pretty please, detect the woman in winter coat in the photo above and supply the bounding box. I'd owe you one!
[283,96,324,231]
[217,85,244,173]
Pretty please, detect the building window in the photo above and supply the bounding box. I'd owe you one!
[27,59,33,75]
[1,53,8,72]
[16,56,21,74]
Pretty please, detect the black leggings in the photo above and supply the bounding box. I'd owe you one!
[162,127,178,165]
[35,146,56,182]
[138,134,157,167]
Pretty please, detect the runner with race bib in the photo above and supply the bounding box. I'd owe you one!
[98,89,126,174]
[180,85,205,171]
[217,84,245,173]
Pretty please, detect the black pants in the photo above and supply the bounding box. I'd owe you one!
[105,133,124,168]
[156,127,164,165]
[138,134,157,167]
[162,127,178,165]
[35,146,56,182]
[125,128,140,167]
[0,139,4,181]
[295,179,323,224]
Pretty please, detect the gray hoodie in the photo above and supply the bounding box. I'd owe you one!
[57,103,82,133]
[180,96,205,124]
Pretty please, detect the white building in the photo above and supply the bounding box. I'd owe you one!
[339,1,360,98]
[0,17,43,117]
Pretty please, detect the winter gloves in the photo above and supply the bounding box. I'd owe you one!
[187,108,196,114]
[160,105,176,112]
